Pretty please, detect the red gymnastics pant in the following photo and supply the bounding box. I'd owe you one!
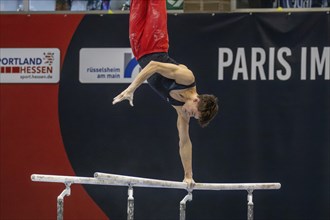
[129,0,169,60]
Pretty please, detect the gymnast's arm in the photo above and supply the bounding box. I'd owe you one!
[112,61,195,106]
[175,107,195,187]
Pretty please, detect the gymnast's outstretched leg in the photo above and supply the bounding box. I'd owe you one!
[129,0,169,61]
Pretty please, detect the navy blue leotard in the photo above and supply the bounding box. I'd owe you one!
[138,53,196,106]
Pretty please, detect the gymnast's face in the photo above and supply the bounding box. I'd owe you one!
[182,98,201,119]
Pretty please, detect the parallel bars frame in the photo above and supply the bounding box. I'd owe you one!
[31,173,281,220]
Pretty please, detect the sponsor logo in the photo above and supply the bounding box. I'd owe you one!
[0,48,60,83]
[79,48,140,83]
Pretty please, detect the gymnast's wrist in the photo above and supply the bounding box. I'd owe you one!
[185,172,193,179]
[126,85,136,93]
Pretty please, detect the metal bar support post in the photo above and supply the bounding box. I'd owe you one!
[127,185,134,220]
[57,182,71,220]
[247,190,254,220]
[180,192,193,220]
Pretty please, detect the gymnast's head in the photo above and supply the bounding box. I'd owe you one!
[197,94,219,128]
[181,94,219,127]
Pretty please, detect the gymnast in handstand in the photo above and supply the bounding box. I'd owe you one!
[113,0,219,187]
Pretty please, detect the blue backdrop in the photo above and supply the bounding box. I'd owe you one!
[59,12,329,220]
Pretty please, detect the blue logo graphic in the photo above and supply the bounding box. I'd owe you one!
[124,58,138,78]
[124,53,139,78]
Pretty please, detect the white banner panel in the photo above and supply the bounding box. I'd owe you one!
[79,48,141,83]
[0,48,60,83]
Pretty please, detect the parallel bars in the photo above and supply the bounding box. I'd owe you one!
[31,173,281,220]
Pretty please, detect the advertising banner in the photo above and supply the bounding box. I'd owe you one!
[0,48,60,83]
[79,48,140,83]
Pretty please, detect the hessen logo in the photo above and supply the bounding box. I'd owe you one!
[79,48,141,83]
[0,48,60,83]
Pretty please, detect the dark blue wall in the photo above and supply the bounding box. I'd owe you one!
[59,13,329,220]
